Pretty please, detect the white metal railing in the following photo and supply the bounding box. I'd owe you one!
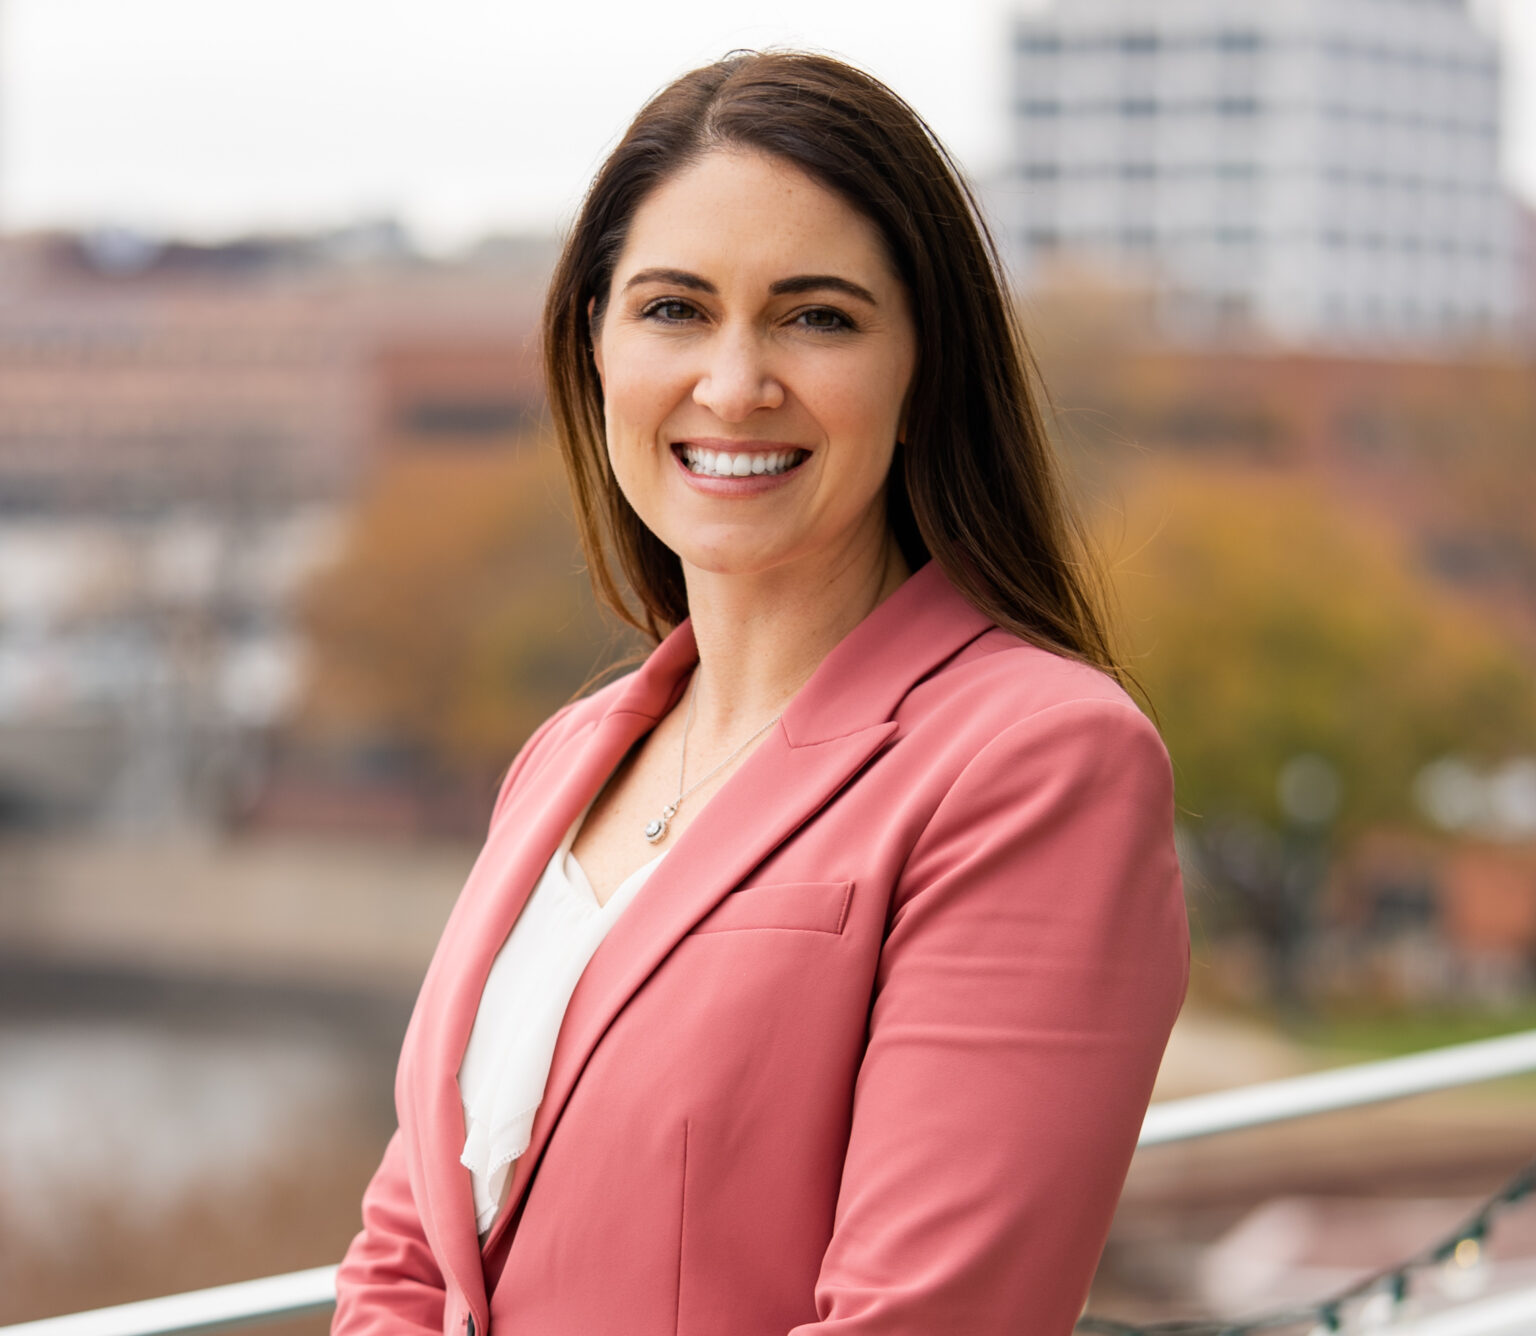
[1140,1026,1536,1146]
[0,1269,338,1336]
[1391,1284,1536,1336]
[3,1029,1534,1336]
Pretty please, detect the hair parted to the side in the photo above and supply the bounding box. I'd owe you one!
[543,49,1123,682]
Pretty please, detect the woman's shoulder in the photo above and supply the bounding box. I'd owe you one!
[906,622,1153,742]
[893,628,1179,886]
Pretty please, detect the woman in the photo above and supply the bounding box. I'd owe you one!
[334,51,1188,1336]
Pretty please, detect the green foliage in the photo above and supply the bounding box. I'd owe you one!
[1106,463,1536,833]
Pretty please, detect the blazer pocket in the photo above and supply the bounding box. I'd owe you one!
[689,880,853,936]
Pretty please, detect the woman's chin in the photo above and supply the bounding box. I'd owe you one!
[675,543,798,583]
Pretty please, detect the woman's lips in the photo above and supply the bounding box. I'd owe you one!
[669,442,811,495]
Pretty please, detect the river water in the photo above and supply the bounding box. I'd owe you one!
[0,1002,400,1323]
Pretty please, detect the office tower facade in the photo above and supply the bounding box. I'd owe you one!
[1002,0,1520,349]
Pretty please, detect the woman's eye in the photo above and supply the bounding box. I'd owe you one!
[796,307,853,332]
[642,299,697,323]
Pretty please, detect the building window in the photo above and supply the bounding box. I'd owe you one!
[1018,32,1060,55]
[1121,31,1159,53]
[1023,162,1060,180]
[1020,99,1061,117]
[1215,96,1259,116]
[1121,161,1157,179]
[1119,97,1158,117]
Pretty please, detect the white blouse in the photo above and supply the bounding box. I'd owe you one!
[457,812,666,1236]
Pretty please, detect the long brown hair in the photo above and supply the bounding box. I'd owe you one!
[543,50,1121,680]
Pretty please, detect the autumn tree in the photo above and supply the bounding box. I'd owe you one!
[1097,461,1536,1005]
[1103,461,1536,835]
[297,445,634,777]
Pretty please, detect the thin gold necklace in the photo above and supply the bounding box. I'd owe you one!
[643,673,781,845]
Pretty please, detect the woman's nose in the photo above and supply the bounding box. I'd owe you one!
[692,329,784,421]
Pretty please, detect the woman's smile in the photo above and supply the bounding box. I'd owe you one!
[670,440,813,499]
[675,442,809,480]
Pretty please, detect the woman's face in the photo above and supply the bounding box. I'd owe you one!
[591,149,917,587]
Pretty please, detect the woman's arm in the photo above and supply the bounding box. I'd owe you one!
[793,697,1189,1335]
[333,1130,446,1336]
[332,703,578,1335]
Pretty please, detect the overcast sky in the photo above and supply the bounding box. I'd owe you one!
[2,0,1532,253]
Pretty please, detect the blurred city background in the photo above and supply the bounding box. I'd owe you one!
[1,0,1534,1329]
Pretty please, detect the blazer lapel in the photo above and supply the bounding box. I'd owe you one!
[481,560,994,1254]
[482,714,896,1254]
[402,628,702,1309]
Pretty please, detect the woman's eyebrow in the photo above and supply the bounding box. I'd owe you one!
[623,267,715,292]
[769,275,879,305]
[621,268,878,306]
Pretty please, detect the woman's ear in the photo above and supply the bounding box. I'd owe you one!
[587,296,605,386]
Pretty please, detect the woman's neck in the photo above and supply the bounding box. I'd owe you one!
[680,529,911,736]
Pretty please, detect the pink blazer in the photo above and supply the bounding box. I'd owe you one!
[333,561,1189,1336]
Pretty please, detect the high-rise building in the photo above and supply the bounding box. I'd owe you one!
[1000,0,1521,349]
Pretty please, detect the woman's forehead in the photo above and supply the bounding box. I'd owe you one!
[612,149,902,295]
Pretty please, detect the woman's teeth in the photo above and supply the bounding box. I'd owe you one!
[680,446,806,478]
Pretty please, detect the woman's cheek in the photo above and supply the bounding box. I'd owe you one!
[610,362,681,441]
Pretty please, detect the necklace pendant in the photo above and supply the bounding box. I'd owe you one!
[644,804,677,845]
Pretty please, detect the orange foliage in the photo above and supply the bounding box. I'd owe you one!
[297,445,631,771]
[1102,460,1536,830]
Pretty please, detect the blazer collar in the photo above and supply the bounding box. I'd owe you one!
[781,559,993,744]
[409,560,995,1288]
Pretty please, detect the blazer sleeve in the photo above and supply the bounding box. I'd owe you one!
[791,697,1189,1336]
[333,1129,445,1336]
[333,704,577,1336]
